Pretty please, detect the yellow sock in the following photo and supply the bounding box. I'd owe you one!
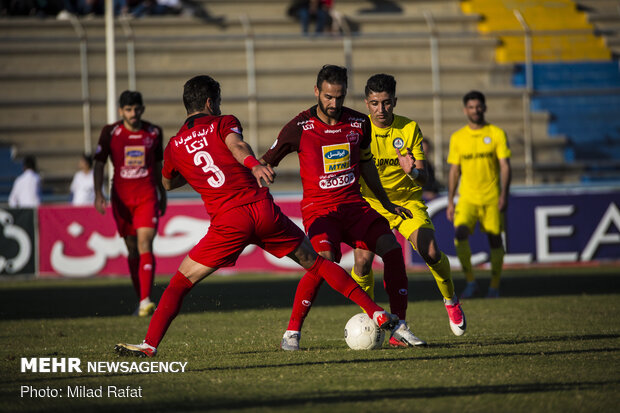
[489,247,505,289]
[350,266,375,303]
[426,252,455,301]
[454,239,475,282]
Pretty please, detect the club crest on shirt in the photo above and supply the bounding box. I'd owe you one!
[392,138,404,149]
[483,136,492,144]
[322,143,351,173]
[346,131,359,144]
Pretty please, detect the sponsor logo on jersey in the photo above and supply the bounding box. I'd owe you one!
[392,138,404,149]
[375,133,389,138]
[322,143,351,173]
[325,128,342,134]
[124,146,145,167]
[375,158,400,167]
[483,136,492,144]
[350,121,362,129]
[462,151,494,160]
[120,167,149,179]
[129,134,142,139]
[346,131,359,144]
[231,127,241,134]
[319,171,356,189]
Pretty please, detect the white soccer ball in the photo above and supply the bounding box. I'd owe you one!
[344,313,385,350]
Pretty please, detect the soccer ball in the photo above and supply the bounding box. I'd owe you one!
[344,313,385,350]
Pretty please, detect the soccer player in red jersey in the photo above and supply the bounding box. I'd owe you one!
[114,75,397,357]
[261,65,427,350]
[93,91,167,317]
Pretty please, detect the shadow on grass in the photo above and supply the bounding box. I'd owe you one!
[0,272,618,320]
[44,378,620,413]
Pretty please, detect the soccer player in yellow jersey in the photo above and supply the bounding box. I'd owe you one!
[354,74,466,336]
[447,90,512,299]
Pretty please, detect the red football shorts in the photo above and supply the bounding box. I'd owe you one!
[111,191,159,237]
[303,200,391,263]
[189,198,305,269]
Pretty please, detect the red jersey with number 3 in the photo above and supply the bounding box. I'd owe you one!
[162,113,269,218]
[94,120,163,201]
[262,105,373,212]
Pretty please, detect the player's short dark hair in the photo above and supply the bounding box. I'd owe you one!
[81,153,93,168]
[23,155,37,171]
[119,90,143,107]
[183,75,221,114]
[463,90,486,106]
[365,74,396,97]
[316,65,347,90]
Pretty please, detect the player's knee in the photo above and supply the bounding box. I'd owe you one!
[455,226,469,240]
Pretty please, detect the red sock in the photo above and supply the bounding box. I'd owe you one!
[287,271,324,331]
[139,252,154,301]
[310,256,383,317]
[128,256,140,297]
[144,272,193,348]
[382,248,408,320]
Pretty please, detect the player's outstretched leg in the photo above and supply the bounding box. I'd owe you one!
[116,271,194,357]
[281,271,324,351]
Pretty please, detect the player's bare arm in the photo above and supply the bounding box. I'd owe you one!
[498,157,512,212]
[155,161,167,216]
[93,160,107,215]
[225,132,275,187]
[162,171,187,191]
[360,159,413,219]
[446,163,461,222]
[395,147,428,186]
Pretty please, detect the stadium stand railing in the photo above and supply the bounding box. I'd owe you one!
[1,0,617,198]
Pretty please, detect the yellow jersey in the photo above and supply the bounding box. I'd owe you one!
[447,123,511,205]
[360,114,426,204]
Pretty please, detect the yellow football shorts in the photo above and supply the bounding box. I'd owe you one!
[365,197,435,242]
[454,199,504,235]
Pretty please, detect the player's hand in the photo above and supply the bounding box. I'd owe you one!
[94,194,107,215]
[395,147,416,175]
[251,164,276,188]
[498,195,508,212]
[385,202,413,219]
[446,203,455,222]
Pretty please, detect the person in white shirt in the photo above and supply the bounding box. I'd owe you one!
[8,155,41,208]
[70,153,95,206]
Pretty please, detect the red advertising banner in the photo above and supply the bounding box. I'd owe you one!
[38,196,396,278]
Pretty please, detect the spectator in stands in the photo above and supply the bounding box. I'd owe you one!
[421,137,441,201]
[446,90,512,299]
[288,0,332,35]
[128,0,182,17]
[70,153,95,206]
[8,155,41,208]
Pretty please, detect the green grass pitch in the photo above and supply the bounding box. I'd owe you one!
[1,265,619,412]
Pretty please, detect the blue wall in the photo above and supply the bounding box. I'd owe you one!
[513,62,620,181]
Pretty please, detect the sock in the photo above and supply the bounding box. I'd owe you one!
[350,267,375,300]
[286,271,324,331]
[426,252,455,301]
[489,247,505,289]
[455,239,475,282]
[311,256,382,316]
[144,272,193,348]
[381,248,408,320]
[139,252,154,302]
[128,256,140,297]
